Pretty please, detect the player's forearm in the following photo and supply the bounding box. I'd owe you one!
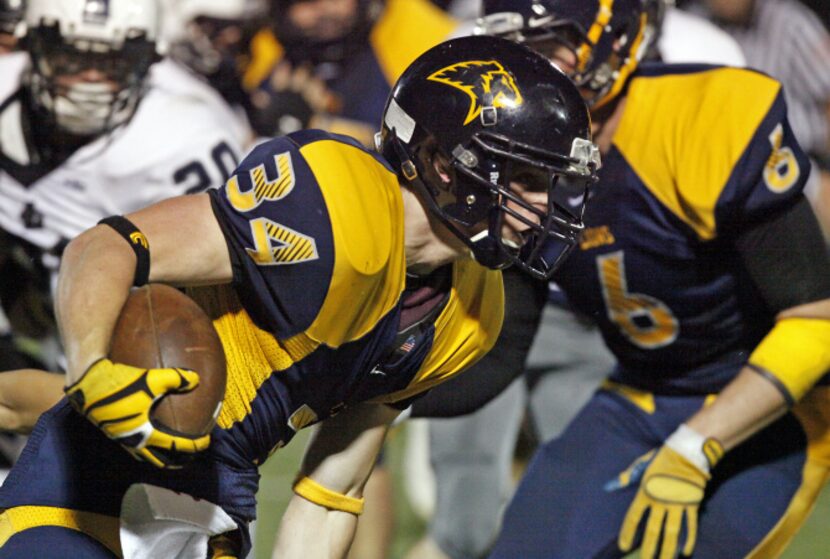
[273,404,398,556]
[686,298,830,450]
[685,365,787,451]
[0,369,65,432]
[272,496,359,559]
[56,226,135,384]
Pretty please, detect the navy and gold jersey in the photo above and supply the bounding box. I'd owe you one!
[197,130,503,466]
[553,63,810,394]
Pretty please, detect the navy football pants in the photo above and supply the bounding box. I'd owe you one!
[490,386,830,558]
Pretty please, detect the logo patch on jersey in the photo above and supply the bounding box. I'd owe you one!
[246,217,319,266]
[579,225,615,250]
[82,0,109,24]
[428,61,523,126]
[399,335,416,353]
[129,232,148,249]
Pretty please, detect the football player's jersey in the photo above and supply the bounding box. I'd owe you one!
[197,130,503,466]
[553,63,810,394]
[0,56,245,283]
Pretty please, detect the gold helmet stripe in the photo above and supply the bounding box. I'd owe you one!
[577,0,615,71]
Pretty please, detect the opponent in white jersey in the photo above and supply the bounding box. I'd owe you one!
[0,0,244,282]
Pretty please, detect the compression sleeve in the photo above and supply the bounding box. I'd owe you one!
[735,195,830,313]
[736,195,830,403]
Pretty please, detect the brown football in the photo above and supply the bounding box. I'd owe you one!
[109,284,226,437]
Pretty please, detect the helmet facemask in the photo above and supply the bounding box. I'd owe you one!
[26,23,156,137]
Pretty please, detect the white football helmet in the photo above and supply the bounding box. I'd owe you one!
[25,0,162,136]
[160,0,264,76]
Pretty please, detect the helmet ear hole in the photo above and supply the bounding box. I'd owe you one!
[415,140,456,195]
[431,152,454,191]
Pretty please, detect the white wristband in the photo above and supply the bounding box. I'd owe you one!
[665,424,714,474]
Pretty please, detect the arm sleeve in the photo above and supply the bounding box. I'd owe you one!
[735,195,830,314]
[411,267,547,418]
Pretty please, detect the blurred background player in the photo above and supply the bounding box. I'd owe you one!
[0,0,23,53]
[0,35,600,558]
[0,0,244,442]
[403,2,747,558]
[160,0,268,147]
[243,0,458,145]
[0,0,245,288]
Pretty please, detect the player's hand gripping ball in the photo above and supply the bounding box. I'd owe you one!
[66,284,226,469]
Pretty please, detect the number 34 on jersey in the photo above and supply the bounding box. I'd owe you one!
[225,152,319,266]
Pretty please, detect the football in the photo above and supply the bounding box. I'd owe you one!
[109,283,226,437]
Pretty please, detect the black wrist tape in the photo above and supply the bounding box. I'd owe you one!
[98,215,150,287]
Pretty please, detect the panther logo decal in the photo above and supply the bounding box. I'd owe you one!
[428,60,524,126]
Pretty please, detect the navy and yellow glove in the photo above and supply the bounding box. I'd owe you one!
[617,426,724,559]
[65,358,210,469]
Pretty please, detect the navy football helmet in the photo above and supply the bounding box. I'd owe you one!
[477,0,651,109]
[377,35,599,280]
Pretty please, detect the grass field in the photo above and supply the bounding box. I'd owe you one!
[254,425,830,559]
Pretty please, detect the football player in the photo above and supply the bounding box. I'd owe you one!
[405,2,748,558]
[0,36,600,558]
[244,0,458,145]
[459,1,830,558]
[0,0,23,53]
[0,0,244,432]
[0,0,244,288]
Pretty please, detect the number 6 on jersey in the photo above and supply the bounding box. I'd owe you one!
[597,251,679,349]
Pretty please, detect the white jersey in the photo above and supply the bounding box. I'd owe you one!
[0,55,245,277]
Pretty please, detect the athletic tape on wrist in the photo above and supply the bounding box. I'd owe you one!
[98,216,150,287]
[293,476,365,515]
[665,424,724,474]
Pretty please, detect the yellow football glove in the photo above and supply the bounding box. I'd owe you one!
[65,358,210,469]
[618,427,724,559]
